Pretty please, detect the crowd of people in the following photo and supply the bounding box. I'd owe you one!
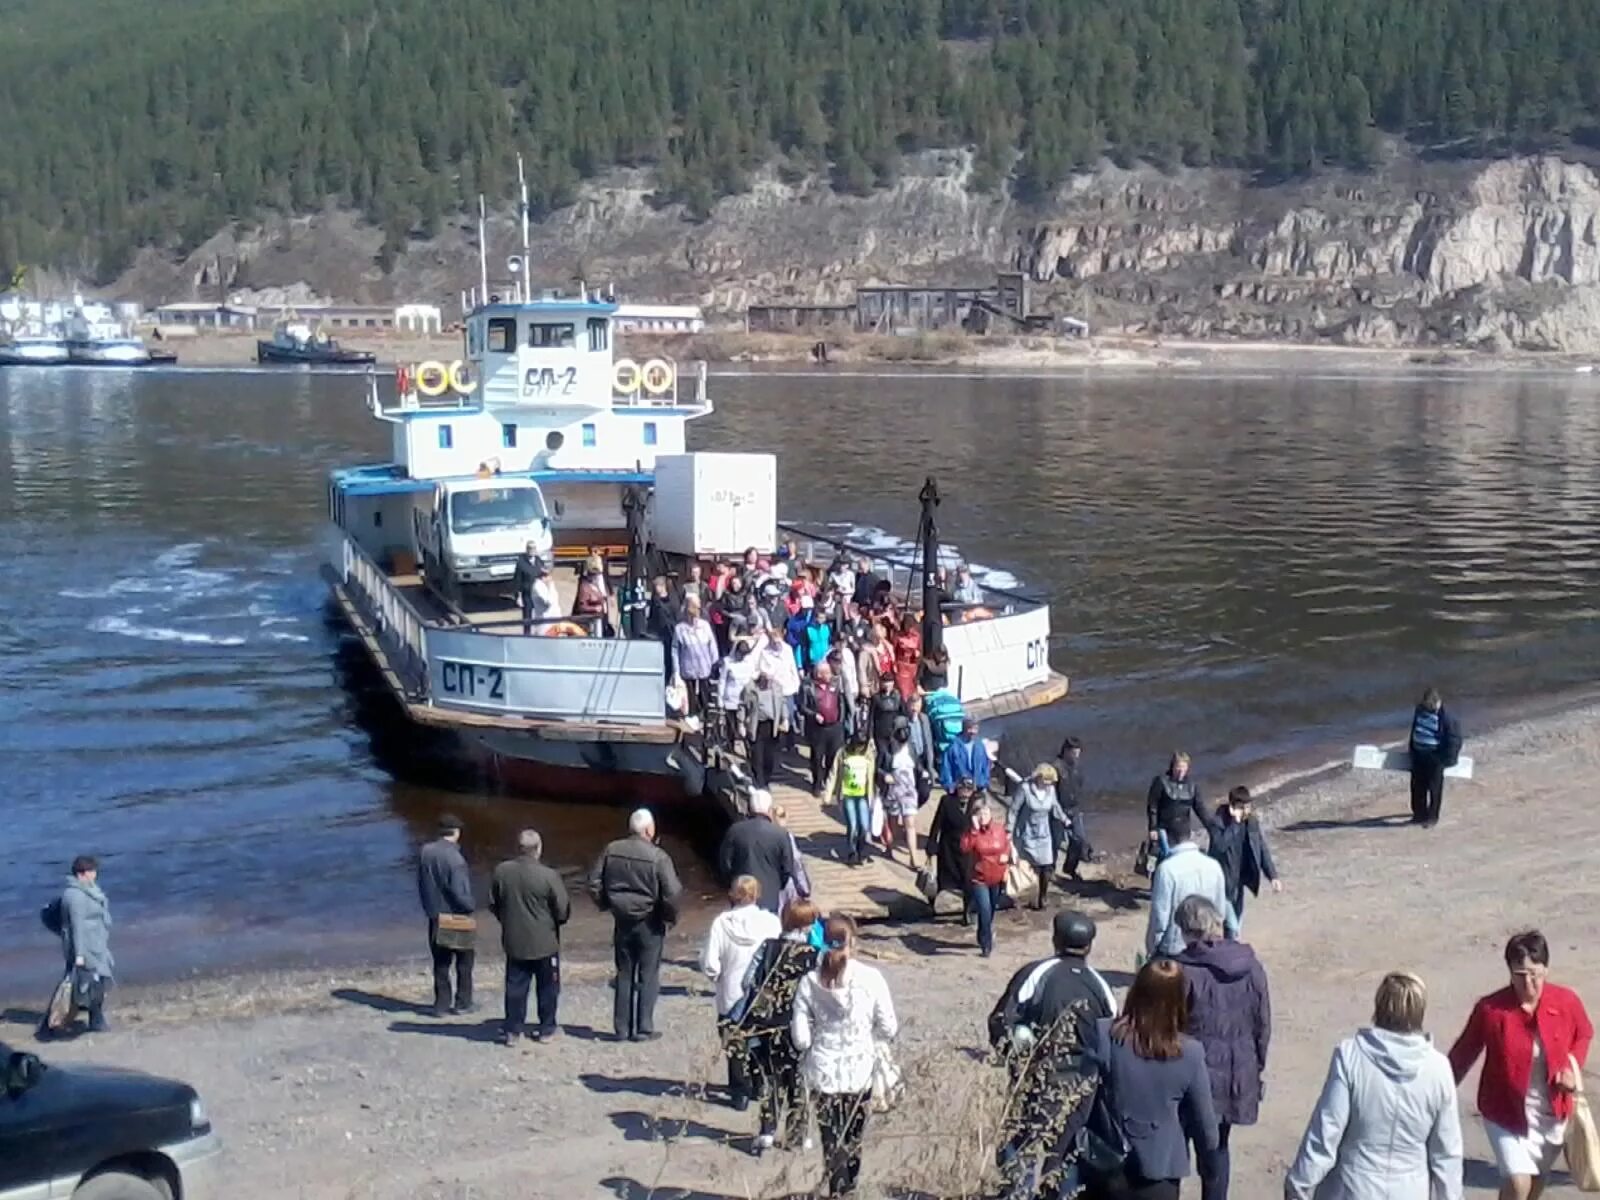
[37,648,1590,1200]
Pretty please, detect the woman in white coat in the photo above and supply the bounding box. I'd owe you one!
[793,915,898,1197]
[1286,971,1463,1200]
[702,876,781,1111]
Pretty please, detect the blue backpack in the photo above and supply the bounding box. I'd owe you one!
[924,688,965,753]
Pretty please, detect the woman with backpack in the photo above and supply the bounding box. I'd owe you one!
[42,855,113,1037]
[793,915,898,1197]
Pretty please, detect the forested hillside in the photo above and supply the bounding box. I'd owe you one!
[3,0,1600,282]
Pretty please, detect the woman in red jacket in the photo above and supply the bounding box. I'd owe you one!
[1449,930,1593,1200]
[958,799,1011,959]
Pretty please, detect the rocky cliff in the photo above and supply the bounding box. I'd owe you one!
[118,149,1600,352]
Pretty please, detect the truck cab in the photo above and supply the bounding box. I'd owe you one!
[412,476,553,591]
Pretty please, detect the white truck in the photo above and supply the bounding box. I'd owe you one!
[412,476,554,599]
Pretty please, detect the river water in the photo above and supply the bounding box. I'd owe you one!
[5,365,1600,990]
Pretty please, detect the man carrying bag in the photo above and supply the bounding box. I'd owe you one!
[418,814,476,1017]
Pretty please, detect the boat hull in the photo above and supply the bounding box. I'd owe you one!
[67,343,152,366]
[0,343,70,365]
[466,727,700,805]
[257,340,377,365]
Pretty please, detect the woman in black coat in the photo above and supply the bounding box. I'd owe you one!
[926,779,978,916]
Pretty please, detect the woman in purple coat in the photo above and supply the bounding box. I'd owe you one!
[1172,895,1271,1200]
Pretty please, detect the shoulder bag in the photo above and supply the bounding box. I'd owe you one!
[1566,1054,1600,1192]
[434,912,477,951]
[1077,1021,1132,1183]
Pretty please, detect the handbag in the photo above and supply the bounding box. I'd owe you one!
[1133,839,1152,878]
[1005,859,1038,903]
[1566,1054,1600,1192]
[914,865,937,902]
[1077,1022,1132,1182]
[870,1043,904,1113]
[434,912,477,951]
[70,966,104,1015]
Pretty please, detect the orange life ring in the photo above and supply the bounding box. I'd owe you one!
[963,606,994,623]
[543,621,587,638]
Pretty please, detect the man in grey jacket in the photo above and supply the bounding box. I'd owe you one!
[418,814,476,1018]
[589,808,684,1042]
[490,829,570,1045]
[1146,812,1237,959]
[59,855,113,1033]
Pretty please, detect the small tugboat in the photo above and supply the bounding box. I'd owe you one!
[257,317,376,365]
[323,203,1067,805]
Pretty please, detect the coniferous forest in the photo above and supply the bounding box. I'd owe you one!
[3,0,1600,281]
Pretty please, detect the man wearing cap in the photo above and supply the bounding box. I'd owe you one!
[589,808,684,1041]
[418,815,476,1017]
[717,789,796,915]
[940,716,992,793]
[989,910,1118,1197]
[514,542,558,634]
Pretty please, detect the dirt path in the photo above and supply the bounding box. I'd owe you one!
[8,701,1600,1198]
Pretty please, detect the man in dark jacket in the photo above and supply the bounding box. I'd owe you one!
[1147,751,1210,857]
[644,577,678,680]
[1204,787,1281,925]
[798,661,848,797]
[418,814,476,1017]
[1055,736,1098,878]
[490,828,571,1045]
[717,790,795,914]
[589,808,684,1042]
[1173,895,1270,1200]
[1407,686,1463,828]
[989,910,1118,1199]
[866,673,907,764]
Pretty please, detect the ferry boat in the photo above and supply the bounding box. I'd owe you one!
[323,234,1066,803]
[0,318,70,365]
[257,318,377,366]
[64,303,155,366]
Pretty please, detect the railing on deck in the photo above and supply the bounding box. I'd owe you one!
[611,358,709,408]
[339,534,431,698]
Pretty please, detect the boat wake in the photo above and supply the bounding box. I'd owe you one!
[790,521,1026,593]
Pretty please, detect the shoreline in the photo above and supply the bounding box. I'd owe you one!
[134,326,1600,374]
[9,674,1597,1011]
[10,690,1600,1197]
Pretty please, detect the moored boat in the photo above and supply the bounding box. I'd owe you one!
[64,303,155,366]
[257,319,376,365]
[0,323,70,365]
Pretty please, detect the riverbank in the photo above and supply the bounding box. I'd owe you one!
[9,695,1600,1198]
[144,325,1600,373]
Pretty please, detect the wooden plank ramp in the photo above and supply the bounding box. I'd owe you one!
[756,752,931,922]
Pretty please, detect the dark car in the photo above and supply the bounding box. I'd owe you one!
[0,1042,219,1199]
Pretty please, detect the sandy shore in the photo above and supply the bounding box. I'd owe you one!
[6,697,1599,1197]
[146,325,1600,374]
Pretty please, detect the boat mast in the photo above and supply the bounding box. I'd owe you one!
[476,194,489,307]
[918,477,944,656]
[518,154,531,304]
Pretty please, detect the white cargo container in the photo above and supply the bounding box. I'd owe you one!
[651,452,776,557]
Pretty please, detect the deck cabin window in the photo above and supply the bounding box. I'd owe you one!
[487,318,516,352]
[587,318,609,352]
[643,422,658,446]
[437,424,453,449]
[502,423,518,449]
[582,423,597,447]
[530,322,576,349]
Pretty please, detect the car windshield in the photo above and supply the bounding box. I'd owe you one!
[449,486,547,534]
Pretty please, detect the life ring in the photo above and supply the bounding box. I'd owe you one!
[543,621,587,638]
[448,359,477,394]
[613,358,642,394]
[395,365,412,396]
[415,360,450,397]
[642,358,675,395]
[963,606,994,623]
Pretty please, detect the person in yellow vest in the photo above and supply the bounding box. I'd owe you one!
[833,735,875,867]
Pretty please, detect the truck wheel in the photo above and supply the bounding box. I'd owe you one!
[74,1170,167,1200]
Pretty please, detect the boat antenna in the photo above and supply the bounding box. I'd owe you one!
[917,477,944,657]
[518,155,531,281]
[477,194,489,310]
